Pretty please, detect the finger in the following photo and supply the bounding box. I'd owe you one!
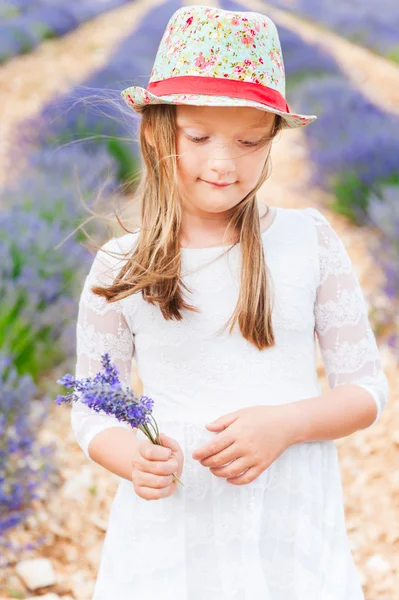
[158,432,180,453]
[192,435,235,462]
[136,471,174,489]
[226,466,259,486]
[209,457,251,479]
[206,411,240,431]
[200,442,240,468]
[140,458,179,476]
[136,485,171,501]
[142,442,171,461]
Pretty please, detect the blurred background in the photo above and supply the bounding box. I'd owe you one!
[0,0,398,598]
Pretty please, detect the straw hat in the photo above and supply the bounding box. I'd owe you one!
[121,5,317,129]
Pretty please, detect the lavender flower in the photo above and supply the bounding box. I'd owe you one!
[55,353,183,486]
[0,353,54,568]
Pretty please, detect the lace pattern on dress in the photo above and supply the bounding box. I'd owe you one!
[305,208,389,427]
[70,240,135,463]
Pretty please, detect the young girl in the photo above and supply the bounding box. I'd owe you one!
[71,5,389,599]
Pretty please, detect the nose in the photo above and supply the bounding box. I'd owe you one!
[207,144,236,177]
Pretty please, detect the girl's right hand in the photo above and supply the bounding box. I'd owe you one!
[131,432,184,501]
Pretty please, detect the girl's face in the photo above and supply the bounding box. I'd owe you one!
[175,105,276,218]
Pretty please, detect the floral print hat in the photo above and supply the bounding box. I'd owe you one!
[121,5,317,129]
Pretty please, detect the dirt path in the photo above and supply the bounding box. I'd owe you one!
[0,1,397,599]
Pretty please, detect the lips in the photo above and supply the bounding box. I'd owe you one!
[201,179,233,187]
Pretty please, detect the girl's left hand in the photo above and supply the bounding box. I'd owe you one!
[191,405,296,485]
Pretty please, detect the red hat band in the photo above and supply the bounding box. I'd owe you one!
[147,76,291,114]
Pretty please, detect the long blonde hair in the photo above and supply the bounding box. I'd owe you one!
[92,104,284,350]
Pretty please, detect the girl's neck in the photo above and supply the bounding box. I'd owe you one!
[179,204,274,250]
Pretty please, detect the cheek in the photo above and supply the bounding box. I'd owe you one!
[240,152,267,184]
[177,142,203,178]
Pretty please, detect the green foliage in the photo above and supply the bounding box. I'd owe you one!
[331,171,399,224]
[386,46,399,64]
[106,138,141,186]
[330,172,370,223]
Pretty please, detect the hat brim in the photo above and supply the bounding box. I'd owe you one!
[121,85,317,129]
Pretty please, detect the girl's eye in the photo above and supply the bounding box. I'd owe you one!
[187,136,208,143]
[186,135,261,146]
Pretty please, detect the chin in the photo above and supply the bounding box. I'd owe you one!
[196,201,236,214]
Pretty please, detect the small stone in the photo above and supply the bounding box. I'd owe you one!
[70,571,95,600]
[48,521,69,538]
[89,513,108,532]
[392,431,399,449]
[61,466,94,502]
[87,543,103,571]
[37,509,49,524]
[25,514,39,529]
[365,553,391,576]
[15,558,57,590]
[34,486,48,501]
[65,545,79,562]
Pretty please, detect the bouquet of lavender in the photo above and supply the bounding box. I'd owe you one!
[55,353,183,486]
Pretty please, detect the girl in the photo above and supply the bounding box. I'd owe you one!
[71,5,389,599]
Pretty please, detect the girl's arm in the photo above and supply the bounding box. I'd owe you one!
[71,237,139,476]
[287,208,389,444]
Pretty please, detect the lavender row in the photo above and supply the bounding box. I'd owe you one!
[0,355,53,568]
[264,0,399,62]
[0,0,179,566]
[3,0,179,376]
[0,0,132,64]
[293,76,399,223]
[0,147,117,565]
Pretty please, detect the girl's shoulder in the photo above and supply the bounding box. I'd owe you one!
[280,205,340,242]
[279,205,330,226]
[299,206,333,229]
[99,230,141,259]
[91,231,140,281]
[276,207,345,266]
[295,206,343,245]
[276,206,333,240]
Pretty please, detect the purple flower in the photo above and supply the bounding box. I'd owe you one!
[56,353,183,486]
[0,353,55,567]
[1,1,135,63]
[264,0,399,59]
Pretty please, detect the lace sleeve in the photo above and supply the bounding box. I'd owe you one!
[306,208,389,427]
[70,238,135,463]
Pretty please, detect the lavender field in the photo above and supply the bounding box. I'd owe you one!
[265,0,399,62]
[0,0,398,597]
[0,0,176,574]
[0,0,134,63]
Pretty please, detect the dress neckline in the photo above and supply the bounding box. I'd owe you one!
[180,206,281,253]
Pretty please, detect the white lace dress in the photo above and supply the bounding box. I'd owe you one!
[71,207,389,600]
